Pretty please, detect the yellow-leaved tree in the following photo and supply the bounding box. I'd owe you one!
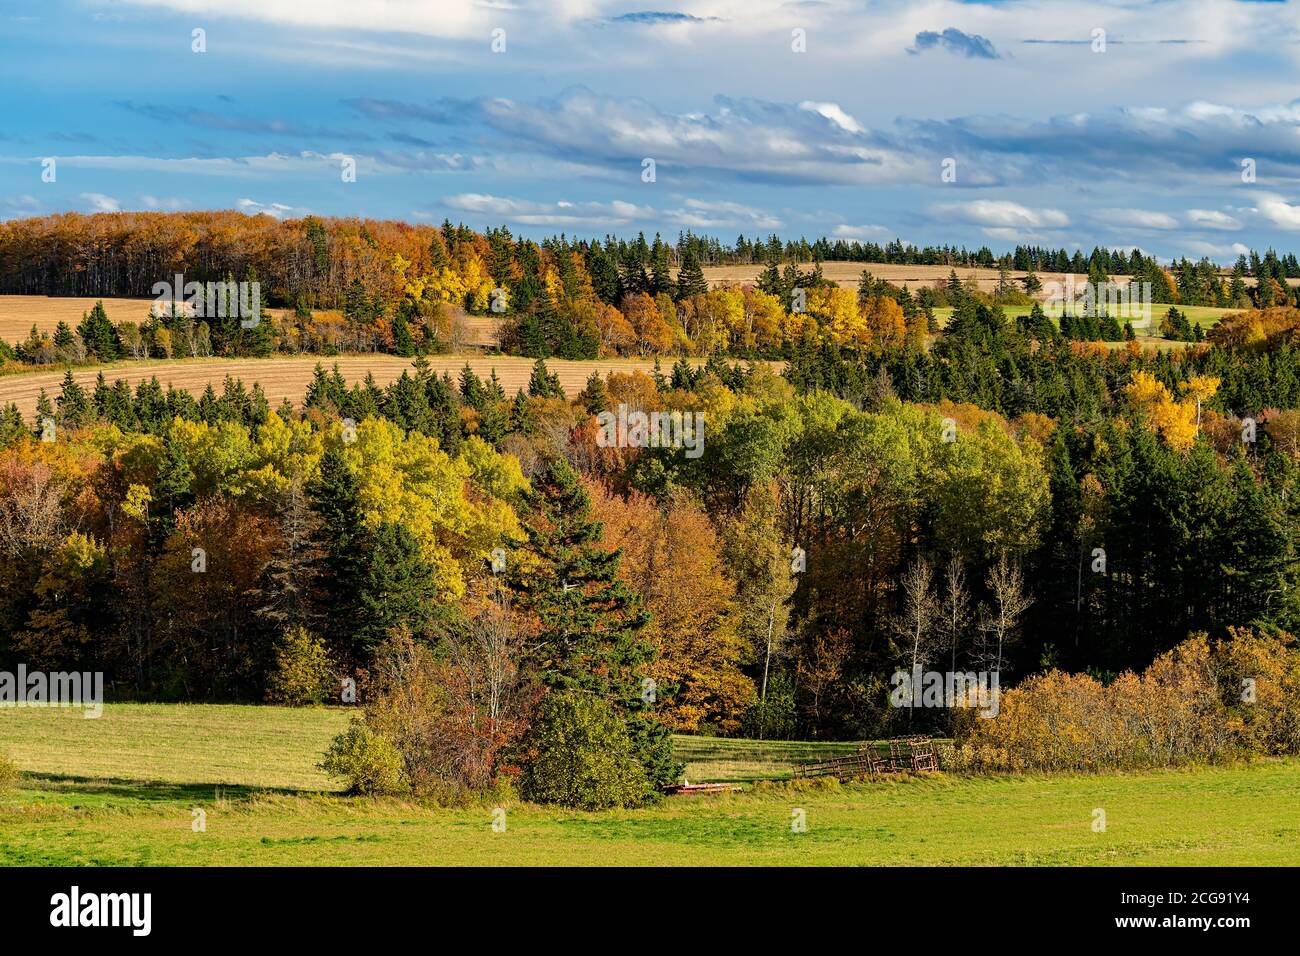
[337,418,525,600]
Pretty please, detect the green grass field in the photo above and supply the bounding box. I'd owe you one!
[2,705,1299,866]
[933,302,1235,339]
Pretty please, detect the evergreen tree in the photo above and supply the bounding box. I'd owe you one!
[509,458,679,787]
[352,522,439,659]
[308,447,365,654]
[56,370,90,429]
[76,302,119,361]
[674,250,709,301]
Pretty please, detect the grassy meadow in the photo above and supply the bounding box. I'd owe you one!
[2,704,1299,866]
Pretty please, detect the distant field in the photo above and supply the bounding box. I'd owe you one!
[2,704,1299,866]
[705,261,1293,300]
[0,295,502,349]
[0,355,676,419]
[933,303,1237,327]
[704,262,1101,296]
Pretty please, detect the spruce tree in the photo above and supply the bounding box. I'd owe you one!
[56,370,91,429]
[509,459,681,788]
[351,522,439,659]
[308,446,365,653]
[674,250,708,301]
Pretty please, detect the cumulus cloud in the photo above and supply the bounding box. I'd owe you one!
[120,0,495,38]
[141,195,189,211]
[909,28,1000,60]
[798,102,865,134]
[1254,194,1300,231]
[237,198,302,219]
[832,223,894,240]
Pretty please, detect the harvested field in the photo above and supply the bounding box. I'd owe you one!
[0,296,502,349]
[703,261,1297,297]
[0,355,675,420]
[0,296,167,342]
[703,262,1105,297]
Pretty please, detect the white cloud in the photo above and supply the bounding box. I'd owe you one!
[1186,208,1242,231]
[120,0,494,38]
[931,200,1069,230]
[832,223,894,240]
[663,199,781,230]
[443,193,654,227]
[1253,193,1300,230]
[1094,208,1179,230]
[142,195,189,211]
[1182,239,1252,259]
[798,101,865,134]
[479,89,921,186]
[80,192,120,212]
[238,198,302,219]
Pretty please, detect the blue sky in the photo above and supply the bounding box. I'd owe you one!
[5,0,1300,262]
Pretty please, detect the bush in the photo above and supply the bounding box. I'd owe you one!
[266,626,336,705]
[319,719,407,795]
[518,691,650,810]
[950,634,1273,773]
[0,752,18,791]
[626,714,683,796]
[1215,627,1300,755]
[365,625,538,795]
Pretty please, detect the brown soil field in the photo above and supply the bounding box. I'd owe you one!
[0,355,685,421]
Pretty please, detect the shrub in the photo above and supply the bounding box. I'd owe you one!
[952,635,1236,773]
[266,626,335,705]
[0,752,18,791]
[1214,627,1300,755]
[319,719,407,795]
[626,714,683,797]
[365,624,538,795]
[518,691,650,810]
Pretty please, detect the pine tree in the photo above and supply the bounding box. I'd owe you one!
[674,250,709,300]
[152,432,194,541]
[253,478,324,636]
[577,371,610,415]
[307,447,366,656]
[509,458,680,787]
[56,370,90,429]
[509,459,651,702]
[351,522,439,659]
[76,302,119,361]
[527,358,563,399]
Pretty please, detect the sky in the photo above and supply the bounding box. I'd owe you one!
[4,0,1300,262]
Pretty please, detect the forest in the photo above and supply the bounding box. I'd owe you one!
[4,212,1300,806]
[2,212,1297,366]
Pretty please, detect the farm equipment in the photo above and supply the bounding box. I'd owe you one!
[794,737,938,781]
